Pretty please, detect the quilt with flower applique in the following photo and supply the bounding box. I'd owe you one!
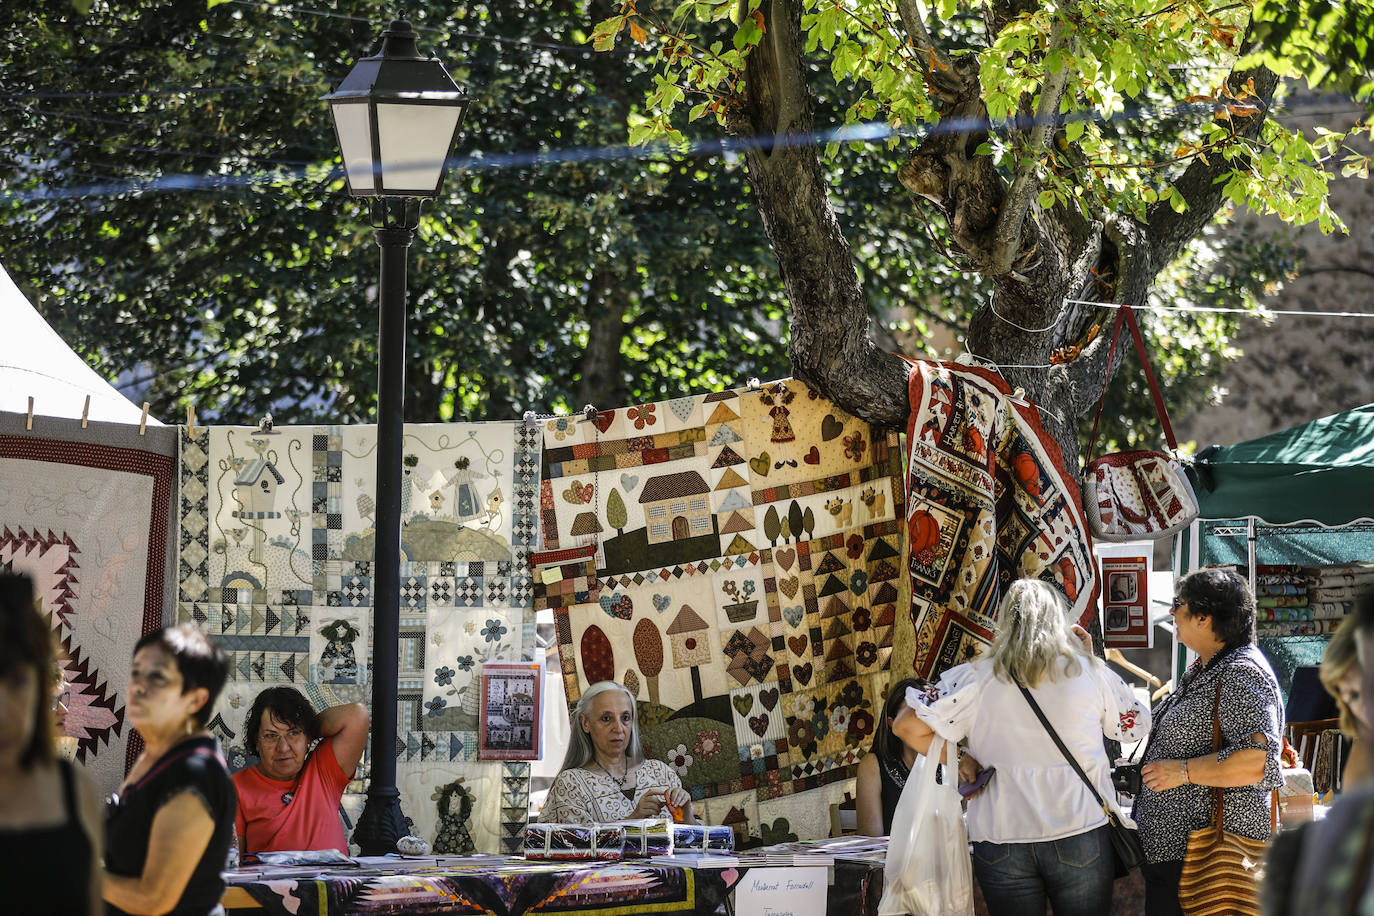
[176,421,541,854]
[896,361,1099,679]
[539,380,908,844]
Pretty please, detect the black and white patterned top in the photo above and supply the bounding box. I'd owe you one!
[1132,644,1285,863]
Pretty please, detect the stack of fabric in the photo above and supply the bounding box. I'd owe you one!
[1254,565,1314,638]
[1304,563,1374,634]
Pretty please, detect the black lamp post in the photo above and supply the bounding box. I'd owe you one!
[324,19,469,856]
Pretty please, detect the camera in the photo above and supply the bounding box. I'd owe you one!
[1112,763,1142,796]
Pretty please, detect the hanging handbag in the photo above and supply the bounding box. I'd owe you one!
[1015,680,1144,877]
[877,736,974,916]
[1083,305,1199,542]
[1177,684,1273,916]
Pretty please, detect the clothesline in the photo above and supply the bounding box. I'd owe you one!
[1065,299,1374,319]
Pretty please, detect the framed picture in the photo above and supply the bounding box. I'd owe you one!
[1100,555,1150,649]
[478,661,543,761]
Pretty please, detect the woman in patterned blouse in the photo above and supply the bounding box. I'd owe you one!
[1133,568,1284,916]
[539,681,699,824]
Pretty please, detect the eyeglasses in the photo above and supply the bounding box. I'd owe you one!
[1169,598,1187,615]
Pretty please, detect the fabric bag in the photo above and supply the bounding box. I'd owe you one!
[878,736,973,916]
[1015,680,1144,877]
[1083,305,1198,542]
[1178,685,1270,916]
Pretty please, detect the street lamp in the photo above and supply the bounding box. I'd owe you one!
[324,18,469,856]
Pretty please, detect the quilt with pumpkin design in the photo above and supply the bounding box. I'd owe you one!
[176,421,541,854]
[897,360,1099,678]
[539,380,908,844]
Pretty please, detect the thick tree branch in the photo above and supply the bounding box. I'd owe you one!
[989,14,1075,277]
[892,0,965,99]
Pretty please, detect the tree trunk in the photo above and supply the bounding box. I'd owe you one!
[576,268,628,410]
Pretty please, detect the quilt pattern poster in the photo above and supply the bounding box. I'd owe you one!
[177,421,540,853]
[0,412,178,798]
[541,380,907,843]
[896,360,1099,678]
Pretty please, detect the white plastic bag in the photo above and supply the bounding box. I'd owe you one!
[877,737,974,916]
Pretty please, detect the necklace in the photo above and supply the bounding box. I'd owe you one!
[596,760,628,788]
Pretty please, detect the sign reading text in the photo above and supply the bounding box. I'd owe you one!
[734,866,828,916]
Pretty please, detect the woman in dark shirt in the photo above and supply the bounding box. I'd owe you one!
[0,572,103,916]
[856,678,928,835]
[105,625,235,916]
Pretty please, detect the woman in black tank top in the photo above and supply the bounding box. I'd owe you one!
[856,677,929,835]
[0,572,103,915]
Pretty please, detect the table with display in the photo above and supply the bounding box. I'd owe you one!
[221,836,887,916]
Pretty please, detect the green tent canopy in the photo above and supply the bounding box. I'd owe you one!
[1188,403,1374,527]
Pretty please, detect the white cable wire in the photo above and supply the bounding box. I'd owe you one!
[1064,298,1374,319]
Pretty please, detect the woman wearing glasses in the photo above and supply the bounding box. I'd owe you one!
[104,625,236,916]
[1132,568,1284,916]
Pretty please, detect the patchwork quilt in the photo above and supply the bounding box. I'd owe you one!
[0,411,178,797]
[897,361,1099,678]
[539,380,908,844]
[177,421,541,854]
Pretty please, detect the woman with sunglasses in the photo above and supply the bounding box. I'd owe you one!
[104,625,235,916]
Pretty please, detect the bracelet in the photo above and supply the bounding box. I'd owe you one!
[1181,759,1190,784]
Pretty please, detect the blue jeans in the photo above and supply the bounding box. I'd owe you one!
[972,824,1114,916]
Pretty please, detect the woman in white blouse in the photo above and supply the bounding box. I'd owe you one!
[539,681,698,824]
[894,578,1150,916]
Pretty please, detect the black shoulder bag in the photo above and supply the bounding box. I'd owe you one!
[1015,679,1145,877]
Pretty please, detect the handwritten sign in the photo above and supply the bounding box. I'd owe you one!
[734,866,828,916]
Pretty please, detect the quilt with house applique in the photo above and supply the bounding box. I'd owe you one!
[540,380,908,844]
[896,360,1099,679]
[0,412,178,798]
[177,421,540,854]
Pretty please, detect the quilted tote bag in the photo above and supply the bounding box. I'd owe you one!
[1177,682,1272,916]
[878,737,973,916]
[1083,305,1198,542]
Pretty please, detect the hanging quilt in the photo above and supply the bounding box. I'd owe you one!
[897,360,1099,678]
[177,421,541,854]
[540,380,907,844]
[0,411,178,798]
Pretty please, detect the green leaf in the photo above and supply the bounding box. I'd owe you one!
[1037,189,1056,209]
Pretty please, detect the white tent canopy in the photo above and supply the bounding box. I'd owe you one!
[0,263,161,426]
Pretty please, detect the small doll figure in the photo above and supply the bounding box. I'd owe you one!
[759,381,798,469]
[432,778,476,854]
[318,618,361,681]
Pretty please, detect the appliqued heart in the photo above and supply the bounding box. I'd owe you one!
[732,693,754,716]
[804,446,820,465]
[788,635,809,656]
[749,452,771,476]
[821,414,845,441]
[620,473,639,492]
[792,662,813,685]
[782,605,804,628]
[562,482,593,504]
[592,409,615,433]
[774,548,796,570]
[778,576,800,599]
[759,687,779,710]
[652,594,671,613]
[668,396,695,423]
[599,594,633,620]
[748,714,770,736]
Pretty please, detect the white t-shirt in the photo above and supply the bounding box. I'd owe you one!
[905,655,1150,844]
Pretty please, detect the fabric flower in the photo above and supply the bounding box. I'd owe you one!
[843,432,867,461]
[846,533,864,560]
[790,693,814,720]
[849,570,868,595]
[425,697,447,718]
[788,718,815,748]
[839,680,864,707]
[434,666,455,687]
[749,743,765,760]
[668,743,694,777]
[812,711,830,740]
[481,619,508,643]
[852,607,872,632]
[830,705,851,733]
[856,641,878,666]
[456,654,475,672]
[628,404,657,430]
[848,709,875,741]
[545,416,574,440]
[694,730,723,760]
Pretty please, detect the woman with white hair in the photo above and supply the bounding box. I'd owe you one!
[893,578,1150,916]
[539,680,698,824]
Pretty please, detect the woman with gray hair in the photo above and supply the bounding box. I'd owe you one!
[893,578,1150,916]
[539,680,698,824]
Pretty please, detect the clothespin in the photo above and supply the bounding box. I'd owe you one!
[745,377,762,392]
[26,396,33,431]
[522,410,538,429]
[579,404,599,423]
[186,405,197,439]
[81,395,90,429]
[258,413,274,434]
[139,403,150,436]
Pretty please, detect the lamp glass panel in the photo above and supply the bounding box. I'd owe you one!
[330,101,376,192]
[376,102,463,193]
